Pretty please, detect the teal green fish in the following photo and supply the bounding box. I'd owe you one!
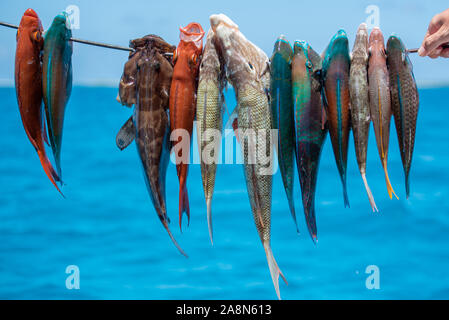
[42,12,73,179]
[270,35,297,232]
[322,30,351,208]
[292,41,327,242]
[386,35,419,198]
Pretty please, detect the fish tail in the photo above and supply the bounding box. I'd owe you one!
[178,184,190,232]
[162,219,188,258]
[304,204,318,243]
[341,172,350,208]
[405,173,410,200]
[361,172,378,212]
[37,150,64,198]
[206,198,214,246]
[286,192,299,234]
[263,240,288,300]
[382,160,399,200]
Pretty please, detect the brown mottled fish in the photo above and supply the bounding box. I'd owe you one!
[349,23,377,211]
[117,35,187,257]
[386,35,419,199]
[196,29,226,244]
[211,13,287,300]
[368,27,398,200]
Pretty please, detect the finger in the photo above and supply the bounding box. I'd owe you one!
[421,28,449,56]
[428,47,442,59]
[428,46,443,58]
[440,48,449,58]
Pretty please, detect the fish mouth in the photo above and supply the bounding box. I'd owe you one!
[358,23,368,31]
[331,33,349,52]
[273,35,293,57]
[336,29,348,38]
[209,14,239,33]
[180,22,205,48]
[293,40,308,52]
[53,12,71,29]
[369,27,384,43]
[330,29,348,51]
[24,8,38,18]
[387,35,405,51]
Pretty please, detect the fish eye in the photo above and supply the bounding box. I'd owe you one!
[248,62,253,70]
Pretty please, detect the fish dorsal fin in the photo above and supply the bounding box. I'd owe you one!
[116,116,136,150]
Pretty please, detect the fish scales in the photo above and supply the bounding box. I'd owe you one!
[322,30,351,207]
[270,36,297,232]
[117,35,187,257]
[42,12,73,181]
[349,23,377,211]
[368,28,397,200]
[386,35,419,198]
[15,9,62,195]
[196,29,226,244]
[292,40,327,241]
[210,13,286,300]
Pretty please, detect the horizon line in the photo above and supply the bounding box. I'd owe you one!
[1,78,449,89]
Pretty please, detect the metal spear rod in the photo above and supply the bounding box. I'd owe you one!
[1,21,134,52]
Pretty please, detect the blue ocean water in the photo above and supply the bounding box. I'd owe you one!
[0,85,448,300]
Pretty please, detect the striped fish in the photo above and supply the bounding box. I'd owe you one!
[386,35,419,198]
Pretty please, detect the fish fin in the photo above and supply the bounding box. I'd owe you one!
[342,175,350,208]
[41,107,50,147]
[286,192,299,234]
[116,116,136,150]
[362,173,378,212]
[319,82,328,131]
[206,198,214,245]
[321,103,327,130]
[304,204,318,243]
[406,174,410,199]
[260,61,270,79]
[263,241,288,300]
[179,184,190,232]
[37,150,64,198]
[383,160,399,200]
[162,220,188,258]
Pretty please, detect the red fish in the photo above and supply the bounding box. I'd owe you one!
[169,23,205,230]
[15,8,62,195]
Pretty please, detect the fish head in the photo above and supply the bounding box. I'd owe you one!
[292,41,311,80]
[48,12,72,40]
[173,22,205,74]
[352,23,368,61]
[323,29,350,70]
[18,8,43,45]
[271,35,293,63]
[369,27,385,48]
[387,34,413,71]
[210,14,268,91]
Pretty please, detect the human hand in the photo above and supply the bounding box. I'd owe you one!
[419,8,449,58]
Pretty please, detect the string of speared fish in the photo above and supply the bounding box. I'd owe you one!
[0,20,428,54]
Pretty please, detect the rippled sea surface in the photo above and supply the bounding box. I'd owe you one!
[0,86,448,300]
